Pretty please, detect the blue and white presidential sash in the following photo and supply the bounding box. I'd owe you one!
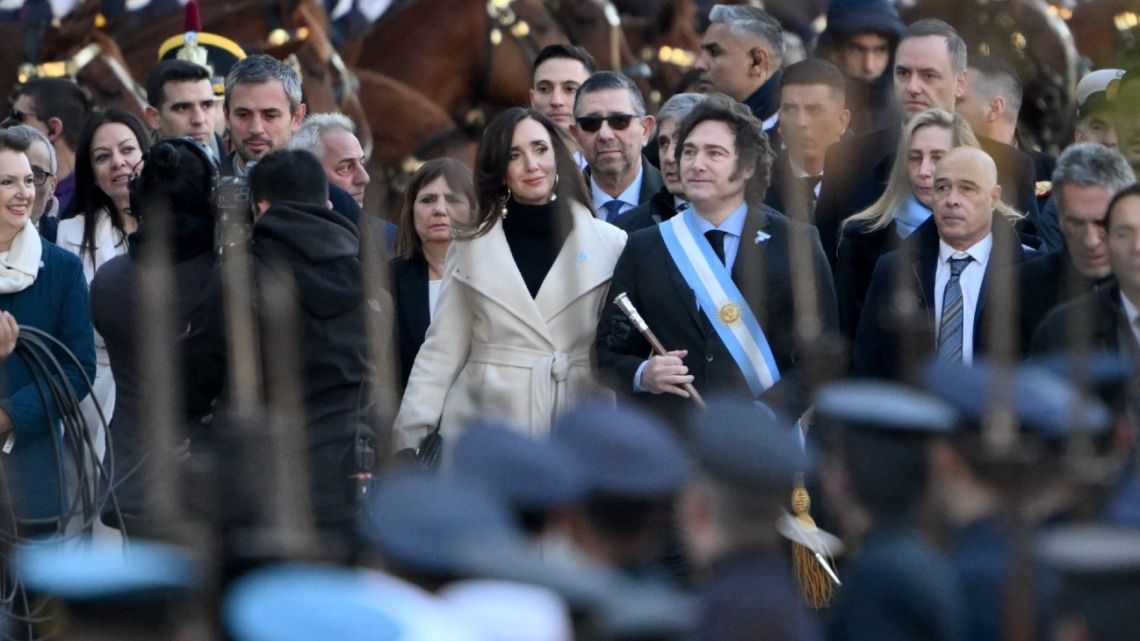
[659,211,780,397]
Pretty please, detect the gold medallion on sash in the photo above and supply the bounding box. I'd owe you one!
[718,301,742,325]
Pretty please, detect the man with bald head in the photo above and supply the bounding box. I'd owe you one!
[853,147,1028,380]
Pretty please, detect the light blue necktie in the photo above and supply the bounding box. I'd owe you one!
[602,199,624,223]
[937,256,974,362]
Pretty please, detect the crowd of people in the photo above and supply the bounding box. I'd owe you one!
[0,0,1139,639]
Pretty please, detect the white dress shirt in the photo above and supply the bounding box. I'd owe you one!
[934,233,993,364]
[590,165,644,218]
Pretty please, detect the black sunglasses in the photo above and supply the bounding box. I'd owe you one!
[575,113,637,133]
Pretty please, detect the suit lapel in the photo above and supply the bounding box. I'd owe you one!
[404,257,431,340]
[534,203,615,321]
[449,223,556,346]
[975,214,1026,337]
[638,161,665,205]
[734,206,771,328]
[915,220,939,312]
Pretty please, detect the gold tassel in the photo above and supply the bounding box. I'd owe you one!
[790,481,838,608]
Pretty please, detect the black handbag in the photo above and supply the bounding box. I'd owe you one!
[416,427,442,467]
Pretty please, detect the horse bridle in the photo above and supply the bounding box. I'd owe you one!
[468,0,545,125]
[18,40,149,115]
[540,0,655,79]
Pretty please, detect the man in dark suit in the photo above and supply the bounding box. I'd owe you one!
[1019,144,1134,352]
[815,20,1039,267]
[956,55,1055,213]
[1031,185,1140,357]
[595,95,838,421]
[854,147,1027,381]
[220,54,365,229]
[766,59,850,224]
[571,71,663,223]
[693,4,785,141]
[615,92,706,234]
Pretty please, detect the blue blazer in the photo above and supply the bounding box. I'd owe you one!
[0,240,96,523]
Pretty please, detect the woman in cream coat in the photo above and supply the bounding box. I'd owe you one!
[394,108,626,451]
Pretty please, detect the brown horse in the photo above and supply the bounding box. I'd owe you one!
[619,0,702,98]
[349,0,570,120]
[32,0,395,164]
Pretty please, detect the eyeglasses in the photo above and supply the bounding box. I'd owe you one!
[575,113,637,133]
[31,166,53,187]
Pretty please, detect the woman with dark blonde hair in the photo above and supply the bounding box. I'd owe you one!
[836,109,1019,341]
[390,158,476,386]
[394,108,626,451]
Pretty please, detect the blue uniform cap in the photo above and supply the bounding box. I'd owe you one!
[453,421,588,511]
[358,471,523,575]
[17,540,199,600]
[687,396,812,491]
[922,360,1111,440]
[814,379,959,434]
[225,564,480,641]
[552,402,690,497]
[1036,525,1140,641]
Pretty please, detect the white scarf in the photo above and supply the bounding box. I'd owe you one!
[0,220,43,294]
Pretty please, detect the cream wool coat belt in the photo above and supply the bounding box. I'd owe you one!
[394,201,626,450]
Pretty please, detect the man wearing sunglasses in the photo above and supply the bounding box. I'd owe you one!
[571,71,662,223]
[595,95,838,422]
[4,79,89,217]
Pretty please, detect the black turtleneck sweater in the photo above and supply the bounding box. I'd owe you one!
[502,199,573,298]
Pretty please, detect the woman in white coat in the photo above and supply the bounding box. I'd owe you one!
[394,108,626,451]
[57,108,149,462]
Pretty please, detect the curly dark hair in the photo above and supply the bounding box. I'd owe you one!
[673,93,775,204]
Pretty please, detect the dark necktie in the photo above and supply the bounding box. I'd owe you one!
[937,256,974,362]
[602,199,624,223]
[802,175,821,211]
[705,230,727,266]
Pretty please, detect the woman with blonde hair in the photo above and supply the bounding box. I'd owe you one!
[836,108,1019,341]
[394,108,625,454]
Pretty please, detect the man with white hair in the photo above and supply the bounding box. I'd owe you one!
[292,112,371,209]
[1020,144,1135,349]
